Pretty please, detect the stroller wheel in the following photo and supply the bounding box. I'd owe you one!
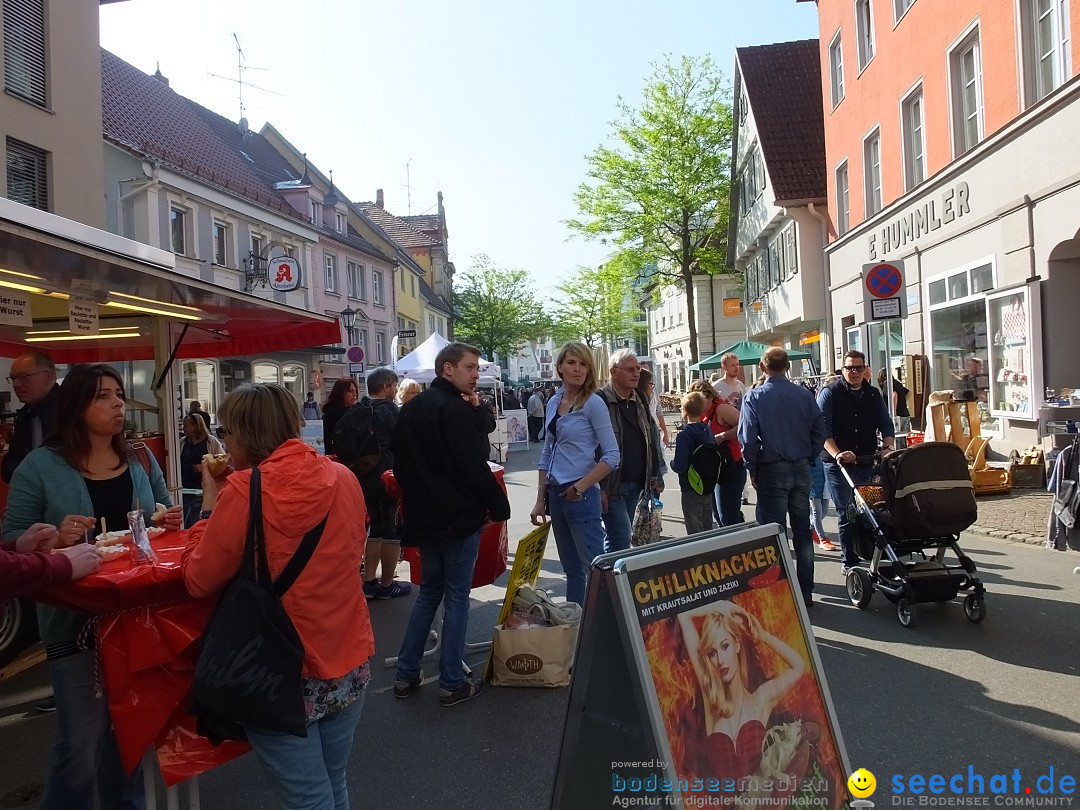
[897,597,916,628]
[964,594,987,623]
[846,569,873,609]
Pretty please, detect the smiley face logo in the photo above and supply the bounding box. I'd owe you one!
[848,768,877,798]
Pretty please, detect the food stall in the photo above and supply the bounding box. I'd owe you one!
[0,197,342,796]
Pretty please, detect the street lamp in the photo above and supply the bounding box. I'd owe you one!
[340,306,356,345]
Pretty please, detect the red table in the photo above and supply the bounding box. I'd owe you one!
[39,532,249,787]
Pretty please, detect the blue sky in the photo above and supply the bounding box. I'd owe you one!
[100,0,818,293]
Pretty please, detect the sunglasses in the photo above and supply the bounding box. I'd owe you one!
[843,365,867,373]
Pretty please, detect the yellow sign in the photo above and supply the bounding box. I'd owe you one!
[848,768,877,798]
[722,298,743,317]
[484,523,552,678]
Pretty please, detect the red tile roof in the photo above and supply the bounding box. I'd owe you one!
[356,203,438,249]
[101,49,304,221]
[736,39,826,203]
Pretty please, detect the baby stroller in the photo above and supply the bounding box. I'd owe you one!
[841,442,986,628]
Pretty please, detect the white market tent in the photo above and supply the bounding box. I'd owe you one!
[393,332,499,383]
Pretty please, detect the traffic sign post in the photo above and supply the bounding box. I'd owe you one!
[346,345,365,364]
[861,260,906,433]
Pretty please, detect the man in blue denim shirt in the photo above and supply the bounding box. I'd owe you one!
[738,348,826,607]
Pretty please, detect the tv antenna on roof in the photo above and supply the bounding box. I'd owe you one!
[208,33,281,125]
[403,158,415,215]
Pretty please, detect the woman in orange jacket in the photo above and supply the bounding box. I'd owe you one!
[182,383,372,810]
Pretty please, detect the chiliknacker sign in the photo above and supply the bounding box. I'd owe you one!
[868,181,972,260]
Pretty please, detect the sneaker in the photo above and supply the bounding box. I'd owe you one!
[362,579,379,600]
[376,580,412,600]
[34,696,56,713]
[818,538,838,552]
[439,677,485,707]
[393,671,424,699]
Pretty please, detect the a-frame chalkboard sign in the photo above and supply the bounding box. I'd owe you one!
[550,523,853,809]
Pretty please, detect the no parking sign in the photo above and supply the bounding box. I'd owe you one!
[862,260,907,321]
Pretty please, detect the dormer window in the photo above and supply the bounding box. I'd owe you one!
[336,212,345,233]
[310,199,320,226]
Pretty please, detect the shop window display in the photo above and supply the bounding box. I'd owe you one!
[987,285,1041,421]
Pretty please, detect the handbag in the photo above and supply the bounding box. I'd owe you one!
[1053,437,1080,530]
[190,467,328,744]
[631,490,663,546]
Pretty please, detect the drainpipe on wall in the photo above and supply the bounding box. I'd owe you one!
[808,202,833,372]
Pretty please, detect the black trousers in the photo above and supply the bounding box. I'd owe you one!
[528,416,544,443]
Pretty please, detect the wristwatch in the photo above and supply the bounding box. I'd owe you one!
[571,483,584,496]
[199,509,213,520]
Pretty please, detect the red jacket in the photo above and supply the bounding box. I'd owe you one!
[182,439,373,679]
[0,548,71,598]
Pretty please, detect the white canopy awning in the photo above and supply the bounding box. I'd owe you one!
[394,332,498,382]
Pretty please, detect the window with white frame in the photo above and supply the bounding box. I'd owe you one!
[1021,0,1071,106]
[324,254,337,293]
[927,259,997,431]
[783,225,797,278]
[894,0,915,21]
[349,261,367,300]
[428,314,436,335]
[309,199,319,226]
[438,317,445,335]
[856,0,875,70]
[863,128,883,216]
[213,221,229,266]
[829,32,845,107]
[251,234,264,262]
[335,212,344,233]
[901,86,926,190]
[5,137,47,210]
[950,28,984,156]
[170,206,187,254]
[767,241,780,289]
[3,0,47,106]
[400,268,406,291]
[411,275,416,296]
[372,269,383,304]
[358,328,368,351]
[836,161,851,235]
[375,332,385,363]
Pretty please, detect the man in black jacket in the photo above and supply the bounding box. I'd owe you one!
[356,366,411,601]
[391,342,510,707]
[817,350,895,575]
[3,351,60,483]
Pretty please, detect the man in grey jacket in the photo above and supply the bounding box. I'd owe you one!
[599,348,664,553]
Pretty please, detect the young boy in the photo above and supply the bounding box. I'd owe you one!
[670,392,718,535]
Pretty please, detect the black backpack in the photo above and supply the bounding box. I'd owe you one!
[333,400,384,475]
[688,442,723,495]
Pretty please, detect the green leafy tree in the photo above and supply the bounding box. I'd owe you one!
[567,54,733,364]
[551,263,638,348]
[452,255,550,363]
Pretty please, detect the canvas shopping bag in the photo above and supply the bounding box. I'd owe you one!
[490,623,576,688]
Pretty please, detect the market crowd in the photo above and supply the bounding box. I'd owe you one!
[0,339,898,810]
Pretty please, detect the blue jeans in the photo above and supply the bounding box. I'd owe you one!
[395,531,481,691]
[716,458,747,526]
[754,459,813,598]
[602,481,644,554]
[823,461,874,568]
[244,690,365,810]
[43,650,144,810]
[549,482,605,606]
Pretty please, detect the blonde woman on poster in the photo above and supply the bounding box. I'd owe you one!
[677,600,806,781]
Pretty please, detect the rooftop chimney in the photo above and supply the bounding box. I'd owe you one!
[153,63,169,87]
[376,188,384,208]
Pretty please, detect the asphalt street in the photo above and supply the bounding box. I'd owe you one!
[1,442,1078,809]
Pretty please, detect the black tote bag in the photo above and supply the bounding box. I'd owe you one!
[190,467,328,744]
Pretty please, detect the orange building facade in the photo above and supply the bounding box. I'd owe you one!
[805,0,1080,451]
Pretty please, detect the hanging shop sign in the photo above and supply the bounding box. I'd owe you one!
[69,297,100,335]
[0,292,33,328]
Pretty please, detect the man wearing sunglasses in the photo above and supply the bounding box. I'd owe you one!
[2,351,60,484]
[817,350,895,575]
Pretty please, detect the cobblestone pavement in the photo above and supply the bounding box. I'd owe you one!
[971,487,1051,544]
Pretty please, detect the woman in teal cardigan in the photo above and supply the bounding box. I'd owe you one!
[2,364,180,810]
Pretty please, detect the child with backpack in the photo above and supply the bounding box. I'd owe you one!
[670,392,718,535]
